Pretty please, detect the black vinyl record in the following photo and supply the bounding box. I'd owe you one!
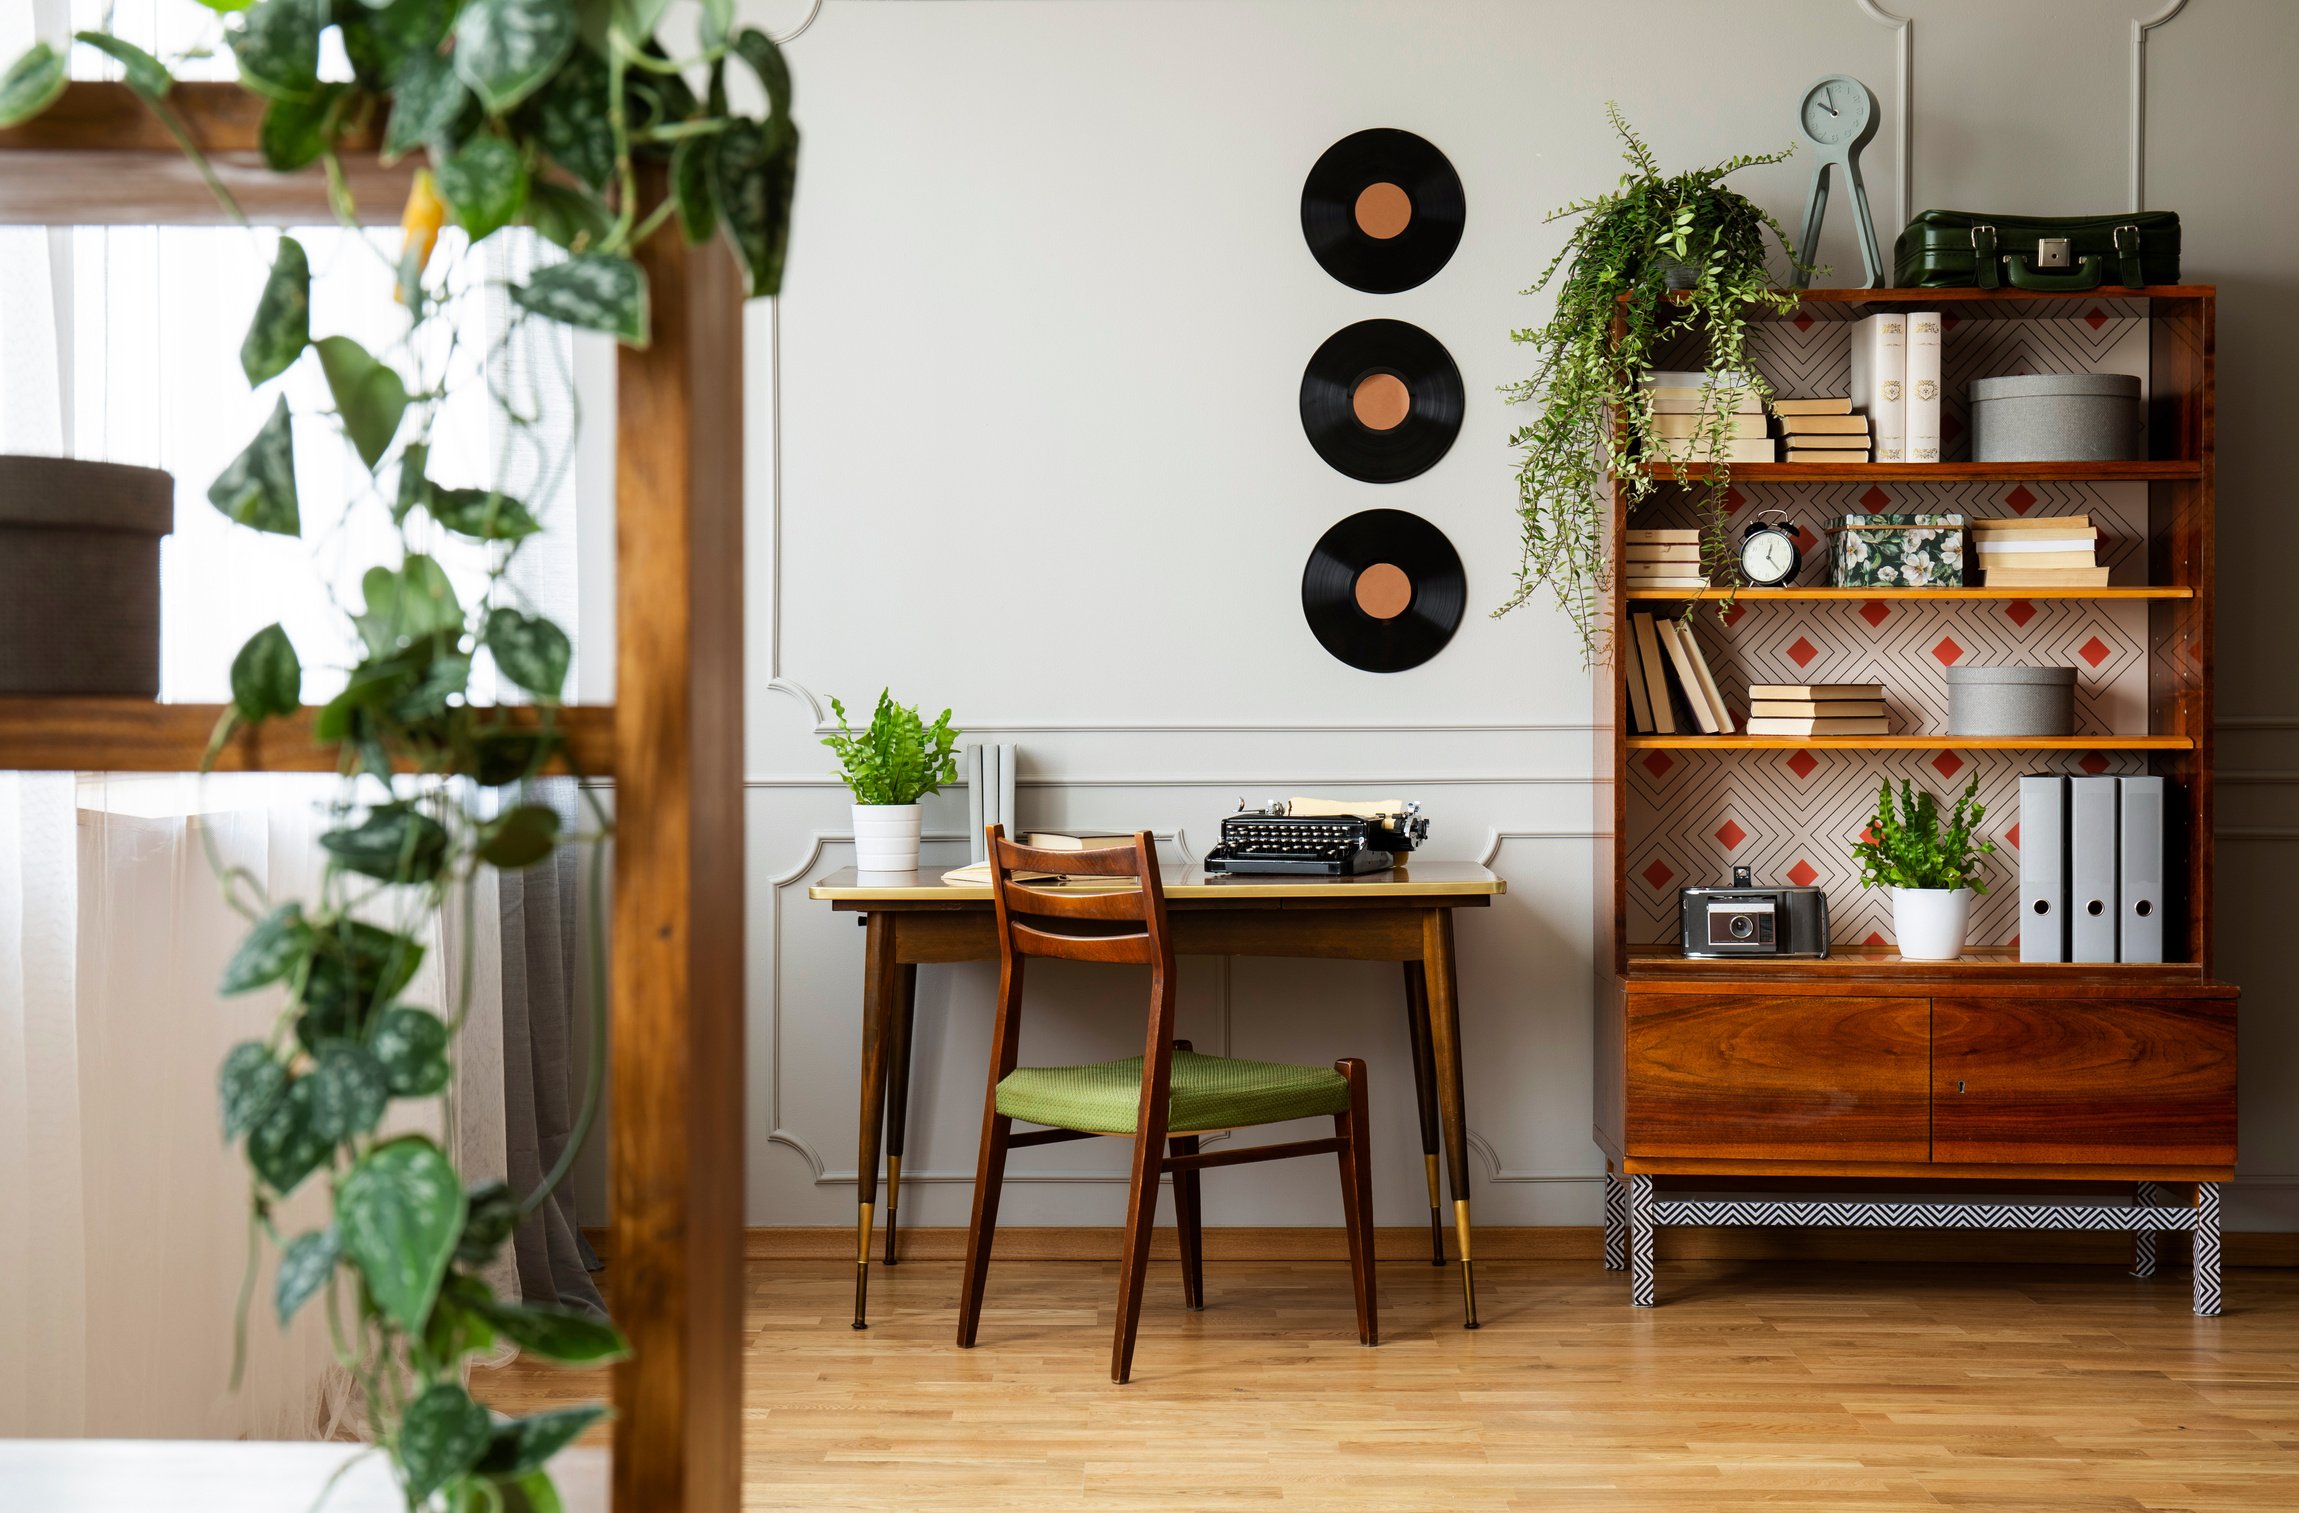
[1299,319,1464,484]
[1301,128,1466,293]
[1301,508,1466,673]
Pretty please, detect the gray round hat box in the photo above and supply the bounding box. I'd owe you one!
[1947,665,2077,737]
[0,455,175,696]
[1969,372,2142,462]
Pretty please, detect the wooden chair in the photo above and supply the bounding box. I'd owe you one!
[956,826,1377,1383]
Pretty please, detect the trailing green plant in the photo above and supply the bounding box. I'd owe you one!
[1851,775,1997,893]
[823,691,962,807]
[1499,104,1810,654]
[1,3,801,1507]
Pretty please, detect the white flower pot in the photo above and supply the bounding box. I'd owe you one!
[852,803,923,874]
[1893,886,1974,961]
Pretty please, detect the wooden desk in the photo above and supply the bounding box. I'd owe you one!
[808,862,1506,1330]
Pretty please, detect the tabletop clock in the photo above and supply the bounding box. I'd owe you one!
[1792,73,1884,288]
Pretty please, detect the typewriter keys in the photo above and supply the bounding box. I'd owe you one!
[1299,319,1464,484]
[1301,508,1466,672]
[1301,128,1466,293]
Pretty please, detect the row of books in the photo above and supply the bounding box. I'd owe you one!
[1642,372,1774,463]
[1973,513,2108,588]
[1623,611,1733,734]
[1622,527,1707,594]
[1850,310,1943,464]
[1744,681,1887,737]
[1774,395,1871,462]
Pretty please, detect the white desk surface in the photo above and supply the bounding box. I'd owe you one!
[808,860,1505,902]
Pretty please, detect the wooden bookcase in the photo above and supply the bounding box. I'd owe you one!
[1591,286,2239,1312]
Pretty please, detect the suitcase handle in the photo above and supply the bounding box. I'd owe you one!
[2005,254,2106,291]
[1971,223,2146,291]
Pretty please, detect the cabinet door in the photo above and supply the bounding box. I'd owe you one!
[1932,997,2236,1166]
[1626,994,1930,1162]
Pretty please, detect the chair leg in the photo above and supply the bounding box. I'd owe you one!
[1111,1116,1167,1384]
[1334,1058,1376,1347]
[956,1112,1013,1349]
[1170,1134,1205,1311]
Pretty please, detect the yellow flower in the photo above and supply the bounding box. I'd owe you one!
[396,169,445,303]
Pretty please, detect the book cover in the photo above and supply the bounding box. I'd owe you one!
[1746,682,1884,700]
[1620,621,1655,734]
[1654,618,1720,735]
[1646,388,1765,416]
[1786,450,1873,464]
[1778,433,1872,449]
[1625,529,1700,544]
[1679,621,1737,735]
[1745,716,1890,736]
[1625,543,1702,563]
[1972,514,2093,532]
[1981,566,2111,586]
[1772,396,1854,416]
[1778,413,1870,435]
[1905,310,1942,463]
[1848,312,1906,463]
[1748,699,1888,719]
[1630,613,1676,735]
[1652,412,1767,439]
[1975,551,2099,569]
[1647,436,1777,463]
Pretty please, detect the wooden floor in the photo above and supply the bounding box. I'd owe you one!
[480,1255,2299,1511]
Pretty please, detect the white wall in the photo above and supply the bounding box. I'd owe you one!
[747,0,2299,1231]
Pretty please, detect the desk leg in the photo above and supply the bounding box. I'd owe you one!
[883,964,918,1267]
[1401,963,1446,1267]
[852,913,899,1329]
[1421,908,1478,1329]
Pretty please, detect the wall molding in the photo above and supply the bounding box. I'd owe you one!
[2130,0,2190,210]
[1856,0,1912,231]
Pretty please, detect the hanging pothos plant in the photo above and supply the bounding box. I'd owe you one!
[2,2,798,1508]
[1498,104,1808,656]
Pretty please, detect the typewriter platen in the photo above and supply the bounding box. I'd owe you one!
[1203,798,1429,877]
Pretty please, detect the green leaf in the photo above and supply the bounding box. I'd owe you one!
[455,1178,521,1265]
[468,728,560,787]
[499,1470,565,1513]
[393,442,430,523]
[423,1285,497,1363]
[478,804,560,870]
[221,901,314,994]
[321,802,451,884]
[730,27,791,122]
[523,46,613,190]
[478,1405,605,1479]
[698,0,733,50]
[209,396,301,535]
[335,1136,465,1334]
[714,114,799,299]
[382,45,471,163]
[75,33,172,101]
[472,1295,630,1366]
[511,253,647,346]
[484,607,571,699]
[523,180,614,254]
[398,1382,492,1502]
[355,555,464,655]
[196,0,256,11]
[230,623,302,721]
[427,486,542,541]
[241,235,312,386]
[309,1040,390,1140]
[313,335,410,471]
[0,43,69,130]
[455,0,578,116]
[228,0,323,102]
[219,1041,289,1139]
[671,133,718,243]
[247,1076,332,1195]
[387,649,472,723]
[274,1227,340,1324]
[300,921,424,1048]
[369,1005,451,1096]
[339,0,454,88]
[258,82,343,171]
[437,133,529,244]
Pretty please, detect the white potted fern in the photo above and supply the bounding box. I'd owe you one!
[1851,776,1998,960]
[823,690,962,873]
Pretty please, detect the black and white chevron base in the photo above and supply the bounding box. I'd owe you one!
[1602,1171,1627,1272]
[1603,1171,2224,1315]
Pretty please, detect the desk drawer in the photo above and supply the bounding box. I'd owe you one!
[1932,997,2236,1166]
[1626,993,1930,1163]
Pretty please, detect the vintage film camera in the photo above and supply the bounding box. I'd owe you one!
[1679,866,1830,958]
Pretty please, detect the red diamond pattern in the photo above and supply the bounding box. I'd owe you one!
[1864,930,1888,947]
[1941,311,1960,330]
[1932,750,1964,781]
[1641,750,1674,779]
[2004,484,2036,513]
[2079,751,2110,775]
[1714,820,1746,850]
[1793,524,1820,553]
[1786,859,1819,888]
[2085,306,2108,331]
[2004,599,2037,627]
[1860,600,1890,628]
[1788,635,1819,667]
[1793,312,1815,332]
[1785,750,1818,780]
[1944,412,1965,445]
[1721,485,1746,516]
[2079,635,2112,667]
[1858,825,1876,845]
[1932,636,1963,665]
[1721,601,1747,627]
[2006,823,2021,850]
[1641,859,1674,890]
[1860,485,1891,510]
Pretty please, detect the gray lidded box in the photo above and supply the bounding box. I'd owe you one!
[1969,372,2142,462]
[1947,664,2077,737]
[0,455,174,697]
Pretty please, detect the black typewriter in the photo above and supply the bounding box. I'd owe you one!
[1203,800,1429,877]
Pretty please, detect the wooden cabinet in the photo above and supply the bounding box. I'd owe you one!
[1932,996,2236,1167]
[1627,994,1929,1163]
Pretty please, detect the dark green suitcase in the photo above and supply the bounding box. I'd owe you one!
[1893,209,2181,291]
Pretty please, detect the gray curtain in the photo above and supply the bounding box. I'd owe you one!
[498,780,608,1316]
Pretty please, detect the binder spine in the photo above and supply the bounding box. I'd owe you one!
[2069,776,2120,963]
[2017,775,2069,963]
[2119,775,2167,963]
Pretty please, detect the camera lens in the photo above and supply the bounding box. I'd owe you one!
[1728,913,1755,939]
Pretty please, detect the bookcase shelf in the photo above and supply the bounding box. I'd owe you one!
[0,697,615,775]
[1624,734,2192,752]
[1626,586,2193,602]
[1629,460,2200,483]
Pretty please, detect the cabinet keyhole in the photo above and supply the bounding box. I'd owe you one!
[1957,1080,1967,1094]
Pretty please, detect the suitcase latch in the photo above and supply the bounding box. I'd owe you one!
[2035,237,2073,270]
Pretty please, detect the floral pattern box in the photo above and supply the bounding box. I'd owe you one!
[1830,513,1966,588]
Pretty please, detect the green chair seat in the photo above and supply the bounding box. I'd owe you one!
[996,1048,1349,1135]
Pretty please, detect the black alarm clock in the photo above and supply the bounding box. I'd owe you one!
[1739,512,1802,587]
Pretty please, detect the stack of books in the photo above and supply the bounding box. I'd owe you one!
[1745,682,1888,737]
[1774,396,1871,462]
[1971,514,2107,587]
[1622,528,1707,595]
[1640,371,1776,464]
[1623,610,1735,735]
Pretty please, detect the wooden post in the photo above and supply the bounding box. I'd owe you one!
[611,170,747,1513]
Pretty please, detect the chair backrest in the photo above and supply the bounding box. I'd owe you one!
[985,825,1171,970]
